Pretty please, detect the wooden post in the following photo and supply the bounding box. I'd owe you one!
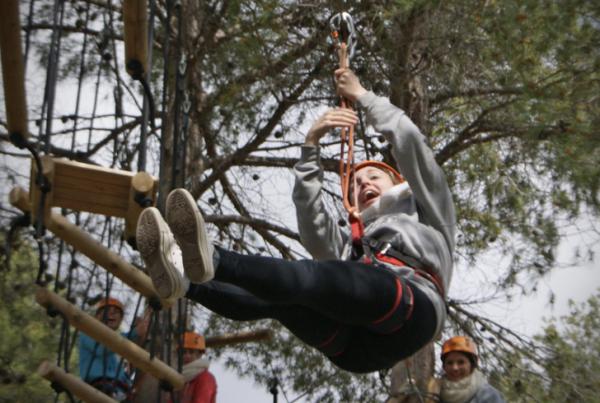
[9,186,172,308]
[35,287,185,391]
[123,0,148,79]
[0,0,29,148]
[205,329,272,349]
[37,360,118,403]
[126,171,157,243]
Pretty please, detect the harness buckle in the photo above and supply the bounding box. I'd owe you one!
[379,242,392,255]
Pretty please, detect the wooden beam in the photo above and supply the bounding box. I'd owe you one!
[9,186,172,308]
[122,0,148,78]
[205,329,272,349]
[37,360,118,403]
[0,0,29,147]
[35,287,185,391]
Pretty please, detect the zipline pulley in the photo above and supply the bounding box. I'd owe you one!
[330,11,362,244]
[329,12,356,62]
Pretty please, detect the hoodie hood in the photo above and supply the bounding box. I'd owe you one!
[359,182,413,224]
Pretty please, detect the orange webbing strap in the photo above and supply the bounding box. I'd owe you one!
[335,42,364,248]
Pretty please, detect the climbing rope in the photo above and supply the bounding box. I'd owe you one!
[330,12,366,252]
[330,11,357,215]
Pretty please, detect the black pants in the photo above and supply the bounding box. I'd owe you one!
[186,248,437,373]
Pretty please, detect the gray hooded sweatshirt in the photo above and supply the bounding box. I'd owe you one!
[292,91,456,336]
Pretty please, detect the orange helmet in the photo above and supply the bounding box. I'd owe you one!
[441,336,478,364]
[183,332,206,351]
[355,160,404,184]
[96,297,124,314]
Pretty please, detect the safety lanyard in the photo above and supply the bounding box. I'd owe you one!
[330,12,364,249]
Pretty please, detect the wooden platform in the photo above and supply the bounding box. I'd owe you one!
[29,155,158,241]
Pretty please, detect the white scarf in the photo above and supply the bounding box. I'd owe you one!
[181,358,210,382]
[440,369,486,403]
[359,182,413,224]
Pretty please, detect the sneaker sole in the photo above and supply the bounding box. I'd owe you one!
[136,207,182,299]
[166,189,214,283]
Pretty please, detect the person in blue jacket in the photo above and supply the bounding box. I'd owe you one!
[79,297,149,401]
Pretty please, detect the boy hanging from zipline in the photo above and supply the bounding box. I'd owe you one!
[135,63,456,373]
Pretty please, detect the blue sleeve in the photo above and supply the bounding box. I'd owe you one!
[79,332,96,381]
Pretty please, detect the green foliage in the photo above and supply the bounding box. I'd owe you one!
[495,290,600,402]
[0,236,66,402]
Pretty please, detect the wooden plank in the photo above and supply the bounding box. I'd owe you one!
[35,158,159,218]
[54,159,134,185]
[54,173,131,195]
[0,0,29,145]
[37,361,118,403]
[53,190,129,210]
[36,288,184,391]
[123,0,148,78]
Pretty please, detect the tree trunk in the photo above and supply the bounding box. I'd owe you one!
[387,343,436,403]
[387,7,437,402]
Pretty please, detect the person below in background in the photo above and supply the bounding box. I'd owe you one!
[177,331,217,403]
[79,297,149,402]
[136,68,455,373]
[439,336,506,403]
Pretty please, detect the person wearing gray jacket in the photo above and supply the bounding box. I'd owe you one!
[135,69,455,373]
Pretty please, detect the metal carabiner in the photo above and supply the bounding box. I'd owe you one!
[329,12,356,60]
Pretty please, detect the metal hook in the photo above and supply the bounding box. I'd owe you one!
[329,12,356,60]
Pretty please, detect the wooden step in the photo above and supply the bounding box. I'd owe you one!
[38,361,118,403]
[36,287,184,391]
[29,156,158,242]
[123,0,148,78]
[0,0,29,147]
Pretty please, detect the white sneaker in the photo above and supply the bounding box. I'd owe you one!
[136,207,188,299]
[165,189,214,283]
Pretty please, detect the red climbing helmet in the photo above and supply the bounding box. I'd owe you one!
[96,297,124,314]
[183,332,206,351]
[441,336,478,366]
[355,160,404,184]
